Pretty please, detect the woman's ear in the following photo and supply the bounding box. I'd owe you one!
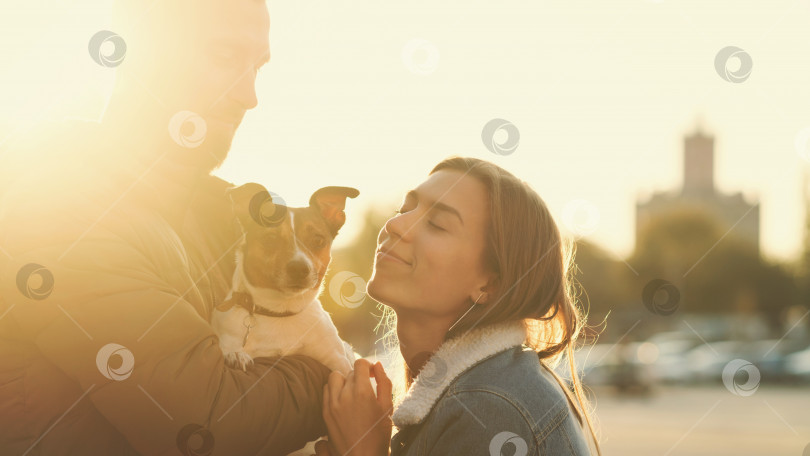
[473,275,500,306]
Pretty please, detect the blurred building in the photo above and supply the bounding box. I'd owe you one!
[636,129,760,254]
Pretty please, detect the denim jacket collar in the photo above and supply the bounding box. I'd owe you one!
[392,319,527,427]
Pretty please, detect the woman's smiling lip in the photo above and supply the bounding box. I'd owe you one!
[376,248,411,266]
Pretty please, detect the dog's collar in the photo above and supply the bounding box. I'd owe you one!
[216,291,298,318]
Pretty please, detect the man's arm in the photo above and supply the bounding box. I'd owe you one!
[0,199,330,455]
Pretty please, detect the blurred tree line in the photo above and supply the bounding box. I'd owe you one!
[319,203,808,352]
[579,206,803,342]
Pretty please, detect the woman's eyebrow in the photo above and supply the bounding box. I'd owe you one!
[405,190,464,225]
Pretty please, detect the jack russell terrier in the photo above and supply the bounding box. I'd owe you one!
[212,182,359,376]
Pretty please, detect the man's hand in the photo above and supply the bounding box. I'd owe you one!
[322,359,393,456]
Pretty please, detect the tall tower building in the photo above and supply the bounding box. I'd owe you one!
[636,129,760,254]
[683,131,714,196]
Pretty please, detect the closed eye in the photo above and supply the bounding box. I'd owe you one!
[428,221,445,231]
[395,207,446,231]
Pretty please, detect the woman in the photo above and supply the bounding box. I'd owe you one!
[317,156,600,455]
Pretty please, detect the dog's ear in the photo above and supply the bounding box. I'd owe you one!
[309,186,360,236]
[226,182,286,230]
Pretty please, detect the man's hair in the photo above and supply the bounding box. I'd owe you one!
[111,0,266,29]
[110,0,266,61]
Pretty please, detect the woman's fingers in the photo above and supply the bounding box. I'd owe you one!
[322,384,332,421]
[319,361,394,456]
[350,358,375,397]
[342,371,358,405]
[322,381,349,452]
[327,371,345,410]
[372,361,393,409]
[321,386,338,449]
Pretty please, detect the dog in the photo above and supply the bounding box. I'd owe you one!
[212,182,359,376]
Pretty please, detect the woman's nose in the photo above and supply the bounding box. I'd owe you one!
[383,211,412,241]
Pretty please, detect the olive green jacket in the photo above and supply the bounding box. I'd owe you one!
[0,120,329,455]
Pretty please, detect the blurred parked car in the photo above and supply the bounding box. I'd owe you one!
[785,345,810,381]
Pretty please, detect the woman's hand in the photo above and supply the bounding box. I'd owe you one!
[322,359,393,456]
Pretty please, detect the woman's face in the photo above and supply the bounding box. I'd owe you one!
[367,169,493,324]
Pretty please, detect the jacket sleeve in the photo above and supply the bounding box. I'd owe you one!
[0,186,330,455]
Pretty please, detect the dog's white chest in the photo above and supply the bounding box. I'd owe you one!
[212,298,354,375]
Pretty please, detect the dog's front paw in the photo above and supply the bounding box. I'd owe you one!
[224,351,255,371]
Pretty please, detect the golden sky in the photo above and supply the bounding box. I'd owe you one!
[2,0,809,262]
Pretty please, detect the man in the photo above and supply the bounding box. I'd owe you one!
[0,0,331,454]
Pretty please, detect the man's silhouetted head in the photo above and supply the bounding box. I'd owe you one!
[103,0,270,174]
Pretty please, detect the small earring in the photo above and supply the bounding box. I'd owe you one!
[448,291,486,333]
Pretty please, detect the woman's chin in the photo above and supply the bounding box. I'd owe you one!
[365,276,383,301]
[366,277,398,309]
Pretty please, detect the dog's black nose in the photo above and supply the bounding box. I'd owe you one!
[286,260,310,281]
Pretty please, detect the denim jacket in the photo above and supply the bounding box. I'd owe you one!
[390,320,593,456]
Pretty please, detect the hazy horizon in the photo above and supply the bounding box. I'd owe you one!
[2,0,809,263]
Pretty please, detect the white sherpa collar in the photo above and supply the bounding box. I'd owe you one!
[391,319,528,427]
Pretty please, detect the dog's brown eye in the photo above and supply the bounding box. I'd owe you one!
[257,231,280,244]
[311,235,327,249]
